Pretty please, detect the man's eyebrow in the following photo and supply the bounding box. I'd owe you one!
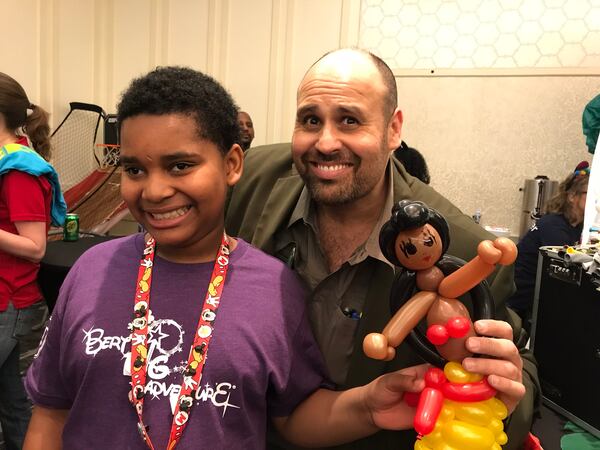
[337,105,363,117]
[297,104,364,116]
[296,105,318,118]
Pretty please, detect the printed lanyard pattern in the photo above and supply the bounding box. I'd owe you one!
[128,233,230,450]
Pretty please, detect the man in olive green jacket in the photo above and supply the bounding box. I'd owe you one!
[226,49,539,450]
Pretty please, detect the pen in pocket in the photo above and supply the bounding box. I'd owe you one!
[341,306,362,320]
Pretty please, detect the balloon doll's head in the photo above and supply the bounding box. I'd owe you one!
[380,200,450,271]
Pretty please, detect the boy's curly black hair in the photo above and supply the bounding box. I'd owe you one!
[116,66,240,155]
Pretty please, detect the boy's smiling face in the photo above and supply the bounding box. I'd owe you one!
[120,113,243,263]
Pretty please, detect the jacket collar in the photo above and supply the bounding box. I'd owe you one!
[250,173,304,255]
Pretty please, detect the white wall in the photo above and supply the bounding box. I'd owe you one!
[0,0,358,145]
[397,74,594,234]
[358,0,600,234]
[1,0,598,233]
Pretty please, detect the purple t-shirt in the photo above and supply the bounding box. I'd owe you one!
[26,235,329,449]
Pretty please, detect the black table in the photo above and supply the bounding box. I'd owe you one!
[39,236,116,312]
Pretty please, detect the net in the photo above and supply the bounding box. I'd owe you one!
[95,143,121,168]
[48,103,130,236]
[69,167,128,234]
[51,102,104,191]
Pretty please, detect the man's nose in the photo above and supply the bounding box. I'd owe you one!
[315,123,341,153]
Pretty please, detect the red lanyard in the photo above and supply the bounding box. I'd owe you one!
[128,233,230,450]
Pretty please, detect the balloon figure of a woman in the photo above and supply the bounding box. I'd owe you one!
[363,200,517,450]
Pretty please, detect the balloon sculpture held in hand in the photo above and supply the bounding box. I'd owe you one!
[363,200,517,450]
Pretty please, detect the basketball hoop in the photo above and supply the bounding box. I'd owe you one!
[95,143,120,168]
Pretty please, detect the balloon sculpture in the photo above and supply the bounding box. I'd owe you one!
[363,200,517,450]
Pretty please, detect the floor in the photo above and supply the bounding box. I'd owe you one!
[533,404,569,450]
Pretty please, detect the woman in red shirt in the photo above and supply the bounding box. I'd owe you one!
[0,72,55,450]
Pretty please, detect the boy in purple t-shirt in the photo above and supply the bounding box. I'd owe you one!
[24,67,426,450]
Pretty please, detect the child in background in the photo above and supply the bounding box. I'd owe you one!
[0,72,66,450]
[24,67,426,450]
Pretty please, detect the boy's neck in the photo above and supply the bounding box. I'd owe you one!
[153,231,237,264]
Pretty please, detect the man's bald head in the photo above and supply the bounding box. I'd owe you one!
[300,48,398,120]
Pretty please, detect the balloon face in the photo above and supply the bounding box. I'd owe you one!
[394,224,443,271]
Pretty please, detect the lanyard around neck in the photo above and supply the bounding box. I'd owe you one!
[129,233,230,450]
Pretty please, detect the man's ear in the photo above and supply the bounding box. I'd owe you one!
[387,108,403,151]
[224,144,244,186]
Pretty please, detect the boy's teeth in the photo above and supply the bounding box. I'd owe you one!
[151,207,189,220]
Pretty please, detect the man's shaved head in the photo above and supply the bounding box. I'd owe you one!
[300,48,398,120]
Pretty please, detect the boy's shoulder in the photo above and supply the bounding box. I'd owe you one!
[71,235,299,282]
[73,233,142,267]
[234,238,287,266]
[233,238,300,279]
[231,239,308,313]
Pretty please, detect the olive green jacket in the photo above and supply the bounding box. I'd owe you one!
[226,143,540,450]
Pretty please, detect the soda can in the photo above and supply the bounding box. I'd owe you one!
[63,213,80,242]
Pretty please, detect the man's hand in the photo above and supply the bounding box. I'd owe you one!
[362,364,429,430]
[463,319,526,414]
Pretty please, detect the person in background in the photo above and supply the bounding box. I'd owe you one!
[0,72,66,450]
[238,110,255,151]
[508,161,590,332]
[226,48,538,450]
[393,141,430,184]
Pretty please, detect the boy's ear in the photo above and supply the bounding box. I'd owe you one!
[225,144,244,186]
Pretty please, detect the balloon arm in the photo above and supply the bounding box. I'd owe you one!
[438,238,517,299]
[438,256,495,299]
[383,291,438,348]
[490,237,517,265]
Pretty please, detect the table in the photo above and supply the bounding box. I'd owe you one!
[39,236,116,312]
